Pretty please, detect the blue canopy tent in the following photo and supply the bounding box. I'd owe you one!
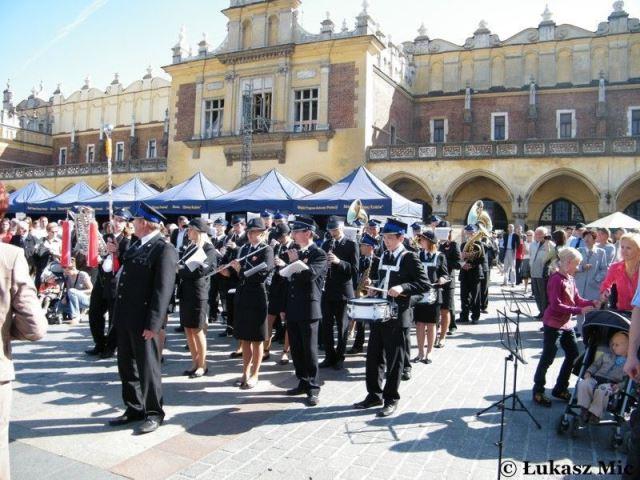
[8,182,55,213]
[85,178,159,212]
[26,181,101,213]
[146,172,226,214]
[293,166,423,218]
[207,169,310,213]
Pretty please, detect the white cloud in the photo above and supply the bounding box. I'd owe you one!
[19,0,109,72]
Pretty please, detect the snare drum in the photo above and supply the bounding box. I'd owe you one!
[347,298,392,323]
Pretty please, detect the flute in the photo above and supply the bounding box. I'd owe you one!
[210,244,269,277]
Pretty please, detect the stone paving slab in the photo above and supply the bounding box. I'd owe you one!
[8,277,628,479]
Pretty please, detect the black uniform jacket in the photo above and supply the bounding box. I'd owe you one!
[177,243,217,318]
[285,243,328,321]
[321,236,359,301]
[113,233,178,333]
[371,248,430,328]
[459,240,486,279]
[236,242,275,289]
[418,250,449,305]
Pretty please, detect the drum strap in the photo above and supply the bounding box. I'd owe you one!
[379,251,408,299]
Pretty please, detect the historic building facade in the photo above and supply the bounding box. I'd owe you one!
[1,0,639,228]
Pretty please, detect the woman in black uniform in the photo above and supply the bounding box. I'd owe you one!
[177,218,217,378]
[438,221,461,342]
[414,228,449,364]
[231,218,274,389]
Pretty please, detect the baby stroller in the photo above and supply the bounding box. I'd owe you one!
[39,261,66,325]
[556,309,636,450]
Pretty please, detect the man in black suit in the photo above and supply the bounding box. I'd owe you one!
[320,217,359,370]
[217,215,247,339]
[109,202,177,435]
[284,216,328,406]
[170,216,190,253]
[460,224,485,324]
[208,218,227,321]
[354,218,429,417]
[349,233,380,354]
[86,209,134,359]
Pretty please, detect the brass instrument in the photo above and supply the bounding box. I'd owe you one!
[346,199,369,226]
[463,200,492,262]
[356,263,372,297]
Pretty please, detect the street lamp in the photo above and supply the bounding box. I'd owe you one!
[103,123,114,222]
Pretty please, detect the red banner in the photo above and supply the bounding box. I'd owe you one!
[87,221,99,268]
[60,220,72,267]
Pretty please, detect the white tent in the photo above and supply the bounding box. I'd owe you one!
[585,211,640,229]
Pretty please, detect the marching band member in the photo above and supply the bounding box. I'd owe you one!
[230,218,274,389]
[109,202,177,435]
[87,208,133,359]
[459,224,485,324]
[413,228,449,364]
[354,218,429,417]
[348,233,380,355]
[218,215,247,342]
[265,223,294,364]
[284,216,328,406]
[208,218,228,322]
[320,217,359,370]
[177,218,217,378]
[437,220,461,340]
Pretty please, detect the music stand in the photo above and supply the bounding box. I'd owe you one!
[477,308,540,480]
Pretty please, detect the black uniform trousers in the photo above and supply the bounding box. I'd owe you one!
[365,321,404,403]
[353,321,366,350]
[88,275,117,353]
[208,275,221,318]
[287,317,320,395]
[403,327,412,373]
[480,268,490,311]
[116,329,164,419]
[321,299,349,364]
[460,270,481,322]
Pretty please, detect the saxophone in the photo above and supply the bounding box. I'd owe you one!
[356,263,372,298]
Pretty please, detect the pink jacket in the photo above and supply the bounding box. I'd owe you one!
[0,243,47,381]
[543,271,593,330]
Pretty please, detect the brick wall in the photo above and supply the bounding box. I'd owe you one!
[372,72,413,144]
[0,146,50,167]
[328,63,357,129]
[174,83,196,141]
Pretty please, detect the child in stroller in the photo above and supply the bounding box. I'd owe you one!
[38,261,65,324]
[557,309,636,448]
[576,331,628,425]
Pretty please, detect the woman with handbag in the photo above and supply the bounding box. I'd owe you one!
[413,228,449,364]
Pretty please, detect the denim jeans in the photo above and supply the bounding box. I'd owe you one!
[63,288,91,319]
[533,325,579,394]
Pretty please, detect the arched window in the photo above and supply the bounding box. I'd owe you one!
[267,15,279,46]
[465,198,507,231]
[242,19,252,50]
[624,200,640,221]
[539,198,584,230]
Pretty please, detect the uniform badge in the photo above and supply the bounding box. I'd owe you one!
[252,256,257,262]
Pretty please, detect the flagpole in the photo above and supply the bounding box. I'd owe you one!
[104,124,114,223]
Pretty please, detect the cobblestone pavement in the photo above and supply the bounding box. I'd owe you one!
[9,277,625,479]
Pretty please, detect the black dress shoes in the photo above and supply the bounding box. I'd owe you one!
[306,394,319,407]
[353,397,383,409]
[332,361,344,370]
[286,385,307,396]
[135,416,163,435]
[85,347,101,356]
[318,360,333,368]
[401,370,411,381]
[377,402,398,417]
[108,411,144,427]
[347,347,363,354]
[99,349,115,359]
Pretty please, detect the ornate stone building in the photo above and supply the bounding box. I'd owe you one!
[1,0,639,228]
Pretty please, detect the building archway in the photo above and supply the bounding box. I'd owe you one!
[624,200,640,221]
[386,176,433,222]
[527,170,599,226]
[98,182,118,193]
[616,174,640,219]
[298,173,333,193]
[538,198,585,231]
[447,172,513,227]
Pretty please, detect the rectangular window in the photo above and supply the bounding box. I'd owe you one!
[491,113,508,141]
[389,125,397,145]
[147,139,157,158]
[629,108,640,136]
[203,99,224,138]
[58,147,67,165]
[115,142,125,163]
[253,92,272,132]
[293,88,319,132]
[86,144,95,163]
[556,110,576,139]
[432,119,446,143]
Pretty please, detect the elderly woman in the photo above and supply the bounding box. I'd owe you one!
[533,248,599,407]
[600,233,640,313]
[177,218,217,378]
[575,230,609,334]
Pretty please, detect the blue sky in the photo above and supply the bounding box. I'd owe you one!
[0,0,632,102]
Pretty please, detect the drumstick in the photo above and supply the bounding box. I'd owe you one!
[365,286,407,298]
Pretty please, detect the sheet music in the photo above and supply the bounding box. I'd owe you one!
[244,262,267,278]
[279,260,309,279]
[186,247,208,272]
